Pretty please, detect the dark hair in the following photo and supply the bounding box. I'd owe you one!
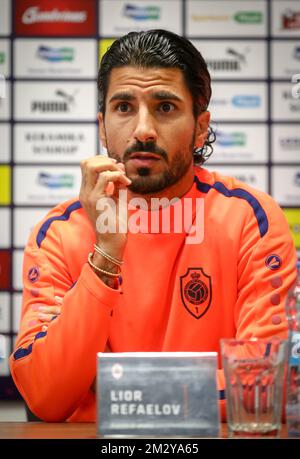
[97,29,215,164]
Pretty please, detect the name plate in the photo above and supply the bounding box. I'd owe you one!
[97,352,220,437]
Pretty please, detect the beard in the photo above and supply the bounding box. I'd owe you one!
[127,151,192,194]
[107,137,195,195]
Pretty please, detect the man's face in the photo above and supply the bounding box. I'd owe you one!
[99,66,209,194]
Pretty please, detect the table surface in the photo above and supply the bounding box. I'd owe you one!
[0,422,289,439]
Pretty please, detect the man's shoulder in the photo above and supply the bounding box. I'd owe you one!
[194,166,285,238]
[194,165,278,209]
[48,198,84,220]
[29,198,90,249]
[37,198,85,230]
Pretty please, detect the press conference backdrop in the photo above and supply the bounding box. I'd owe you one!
[0,0,299,399]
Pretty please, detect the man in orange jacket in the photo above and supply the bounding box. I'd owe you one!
[10,30,297,422]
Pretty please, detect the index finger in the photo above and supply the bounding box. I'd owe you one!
[80,156,121,194]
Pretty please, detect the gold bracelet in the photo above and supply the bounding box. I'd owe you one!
[93,244,124,266]
[88,253,121,278]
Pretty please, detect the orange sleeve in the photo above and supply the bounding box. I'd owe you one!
[9,227,120,422]
[217,193,296,423]
[234,193,297,341]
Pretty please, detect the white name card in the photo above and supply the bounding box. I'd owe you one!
[97,352,220,437]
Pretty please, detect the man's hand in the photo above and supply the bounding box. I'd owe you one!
[79,156,131,280]
[36,296,62,332]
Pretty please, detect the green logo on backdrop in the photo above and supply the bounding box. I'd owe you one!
[234,11,263,24]
[231,132,246,146]
[123,4,160,20]
[0,52,5,65]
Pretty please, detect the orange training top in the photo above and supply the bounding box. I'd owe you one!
[10,166,297,422]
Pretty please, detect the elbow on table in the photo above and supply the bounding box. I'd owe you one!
[25,395,76,423]
[10,367,75,422]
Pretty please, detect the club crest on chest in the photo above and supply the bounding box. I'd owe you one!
[180,268,212,320]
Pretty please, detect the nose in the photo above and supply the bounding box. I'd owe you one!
[132,107,158,144]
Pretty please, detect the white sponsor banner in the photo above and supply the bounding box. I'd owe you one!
[0,38,10,77]
[0,335,9,376]
[13,208,52,248]
[99,0,182,35]
[272,124,300,163]
[0,124,10,162]
[14,124,97,163]
[12,335,18,350]
[209,123,268,164]
[0,293,9,333]
[13,293,22,334]
[272,82,300,121]
[14,82,97,121]
[272,0,300,37]
[0,0,11,36]
[0,80,10,120]
[13,250,23,291]
[14,165,81,205]
[192,40,267,79]
[210,82,267,121]
[272,166,300,205]
[186,0,267,37]
[271,40,300,78]
[0,208,10,248]
[205,165,268,193]
[14,38,97,79]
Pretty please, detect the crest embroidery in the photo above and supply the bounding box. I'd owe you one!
[180,268,212,319]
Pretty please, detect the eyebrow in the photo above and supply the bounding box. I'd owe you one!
[108,91,183,104]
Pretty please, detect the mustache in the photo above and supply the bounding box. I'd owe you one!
[123,140,168,163]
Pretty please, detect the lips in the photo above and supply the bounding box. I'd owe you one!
[129,152,161,160]
[127,152,162,169]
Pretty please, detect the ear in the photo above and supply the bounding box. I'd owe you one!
[97,112,107,149]
[194,111,211,149]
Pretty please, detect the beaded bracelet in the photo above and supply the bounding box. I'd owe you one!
[88,253,121,278]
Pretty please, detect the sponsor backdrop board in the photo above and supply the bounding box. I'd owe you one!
[271,40,300,78]
[205,165,268,194]
[0,80,10,120]
[14,124,97,163]
[0,0,11,36]
[0,124,11,163]
[192,40,267,80]
[99,0,182,36]
[186,0,267,37]
[14,81,97,121]
[272,166,300,206]
[210,82,267,121]
[12,293,22,335]
[14,0,97,36]
[283,209,300,252]
[272,0,300,38]
[210,124,268,164]
[0,39,10,77]
[0,293,10,333]
[12,250,25,292]
[271,82,300,121]
[14,38,98,79]
[13,165,82,205]
[271,125,300,163]
[0,208,11,248]
[0,0,299,400]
